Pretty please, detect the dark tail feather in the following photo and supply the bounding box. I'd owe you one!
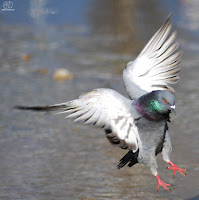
[14,103,67,112]
[117,150,139,169]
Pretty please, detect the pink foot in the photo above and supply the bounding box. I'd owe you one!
[168,161,187,177]
[156,174,171,191]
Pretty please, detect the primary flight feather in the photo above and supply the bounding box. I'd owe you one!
[15,16,186,191]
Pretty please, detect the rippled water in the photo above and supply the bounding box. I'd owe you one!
[0,0,199,200]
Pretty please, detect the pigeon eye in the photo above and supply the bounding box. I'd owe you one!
[163,99,168,103]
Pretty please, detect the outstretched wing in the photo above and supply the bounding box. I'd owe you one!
[123,16,182,99]
[15,88,139,152]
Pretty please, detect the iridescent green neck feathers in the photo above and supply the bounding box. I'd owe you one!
[135,91,175,121]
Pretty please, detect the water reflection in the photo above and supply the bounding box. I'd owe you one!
[88,0,165,55]
[179,0,199,32]
[89,0,141,54]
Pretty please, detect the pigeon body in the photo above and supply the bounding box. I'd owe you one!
[15,16,186,191]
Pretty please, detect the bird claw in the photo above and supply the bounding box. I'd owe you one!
[156,175,171,191]
[168,162,187,177]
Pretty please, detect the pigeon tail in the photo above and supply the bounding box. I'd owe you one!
[13,104,68,112]
[117,150,139,169]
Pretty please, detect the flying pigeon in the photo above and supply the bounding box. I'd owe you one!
[15,16,186,191]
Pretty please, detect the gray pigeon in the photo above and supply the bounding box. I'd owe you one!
[15,16,186,191]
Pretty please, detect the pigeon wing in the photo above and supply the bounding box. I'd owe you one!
[123,16,181,99]
[16,88,139,152]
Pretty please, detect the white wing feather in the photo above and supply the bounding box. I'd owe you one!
[58,88,139,152]
[123,16,181,99]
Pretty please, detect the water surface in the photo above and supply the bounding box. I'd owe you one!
[0,1,199,200]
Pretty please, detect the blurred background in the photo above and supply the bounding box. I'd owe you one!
[0,0,199,199]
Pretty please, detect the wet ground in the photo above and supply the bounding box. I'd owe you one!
[1,0,199,200]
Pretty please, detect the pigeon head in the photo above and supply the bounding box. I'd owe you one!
[135,90,175,121]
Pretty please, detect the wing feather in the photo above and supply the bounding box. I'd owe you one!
[140,17,172,56]
[16,89,139,152]
[66,89,139,151]
[123,16,181,99]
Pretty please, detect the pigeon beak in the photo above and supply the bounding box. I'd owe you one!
[170,105,176,114]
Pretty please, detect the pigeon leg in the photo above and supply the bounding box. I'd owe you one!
[162,125,172,163]
[148,157,171,191]
[167,161,187,177]
[156,174,171,191]
[161,127,187,177]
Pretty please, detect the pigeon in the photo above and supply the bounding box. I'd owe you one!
[15,16,186,191]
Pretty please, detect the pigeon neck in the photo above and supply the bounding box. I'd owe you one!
[135,92,170,121]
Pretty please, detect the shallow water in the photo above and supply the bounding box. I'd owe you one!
[0,0,199,200]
